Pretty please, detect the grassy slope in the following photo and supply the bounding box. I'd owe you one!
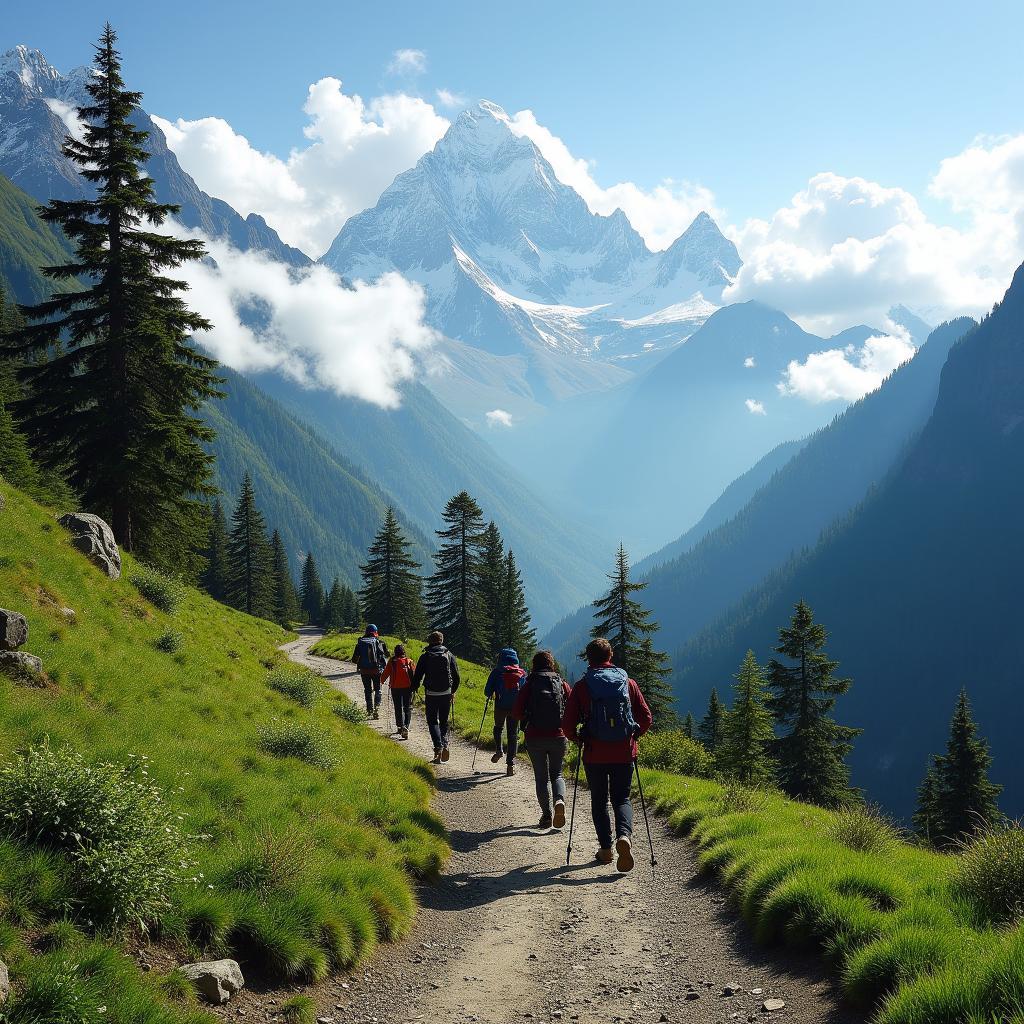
[0,481,447,1020]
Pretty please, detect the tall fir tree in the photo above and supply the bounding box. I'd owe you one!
[718,651,776,785]
[477,521,506,658]
[913,689,1002,847]
[300,552,325,627]
[588,543,675,725]
[358,506,424,636]
[682,712,696,740]
[202,499,229,601]
[323,578,346,633]
[425,491,487,658]
[225,474,272,618]
[494,550,537,660]
[767,600,862,807]
[1,25,222,569]
[698,688,724,752]
[269,529,300,628]
[341,585,361,631]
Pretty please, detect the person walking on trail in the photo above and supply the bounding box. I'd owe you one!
[514,650,571,829]
[413,630,460,764]
[353,625,389,719]
[382,643,415,739]
[484,647,526,776]
[561,637,653,872]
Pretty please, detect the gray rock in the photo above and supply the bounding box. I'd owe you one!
[0,958,9,1002]
[0,609,28,651]
[58,513,121,580]
[179,959,244,1004]
[60,607,76,623]
[762,998,786,1012]
[0,651,43,677]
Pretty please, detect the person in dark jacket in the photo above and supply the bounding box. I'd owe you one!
[382,643,415,739]
[513,650,572,829]
[352,625,389,719]
[412,630,460,764]
[561,637,653,872]
[484,647,526,776]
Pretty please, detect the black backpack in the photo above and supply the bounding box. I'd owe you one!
[355,636,385,673]
[526,671,566,732]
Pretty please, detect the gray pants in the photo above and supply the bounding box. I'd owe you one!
[493,707,520,762]
[527,736,568,814]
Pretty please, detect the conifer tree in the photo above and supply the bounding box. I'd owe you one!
[269,529,300,628]
[425,491,487,657]
[300,553,325,626]
[767,600,861,806]
[341,585,361,631]
[2,25,221,567]
[494,550,536,659]
[913,689,1002,847]
[698,688,724,752]
[477,521,506,658]
[588,544,674,725]
[718,651,776,785]
[358,507,423,635]
[324,578,346,633]
[682,712,695,740]
[202,499,229,601]
[225,474,272,618]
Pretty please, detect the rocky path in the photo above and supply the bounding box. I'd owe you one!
[277,629,860,1024]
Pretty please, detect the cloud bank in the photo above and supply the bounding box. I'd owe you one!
[485,408,513,428]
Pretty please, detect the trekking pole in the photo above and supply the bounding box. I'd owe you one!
[633,758,657,880]
[471,696,492,774]
[565,741,583,865]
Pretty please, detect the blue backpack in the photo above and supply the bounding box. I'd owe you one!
[355,636,385,673]
[585,666,636,742]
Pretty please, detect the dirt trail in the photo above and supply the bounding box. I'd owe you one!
[279,629,861,1024]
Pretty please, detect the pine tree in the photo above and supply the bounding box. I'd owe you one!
[767,600,862,807]
[202,499,229,601]
[698,688,724,752]
[477,521,506,658]
[269,529,300,628]
[225,474,272,618]
[682,713,695,740]
[425,491,487,658]
[324,578,347,633]
[358,507,423,636]
[913,689,1002,847]
[341,585,361,631]
[2,25,221,568]
[718,651,776,785]
[300,553,325,627]
[588,544,674,725]
[494,550,536,659]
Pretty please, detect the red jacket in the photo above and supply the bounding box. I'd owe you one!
[381,656,415,689]
[512,673,572,740]
[560,664,653,764]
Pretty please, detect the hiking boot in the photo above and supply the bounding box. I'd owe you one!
[552,800,566,829]
[506,763,515,777]
[432,749,442,764]
[595,847,614,865]
[441,746,450,763]
[490,751,503,764]
[616,836,635,873]
[538,812,553,829]
[400,727,409,740]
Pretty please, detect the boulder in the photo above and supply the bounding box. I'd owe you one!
[0,609,28,651]
[58,513,121,580]
[0,958,8,1002]
[0,651,43,677]
[179,959,244,1004]
[60,608,77,624]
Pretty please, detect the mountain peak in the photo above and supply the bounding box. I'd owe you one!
[0,45,61,94]
[477,99,511,122]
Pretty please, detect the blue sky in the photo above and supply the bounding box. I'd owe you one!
[7,0,1024,227]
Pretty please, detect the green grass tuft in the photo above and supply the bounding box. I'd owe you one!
[952,821,1024,926]
[256,721,336,768]
[129,565,186,614]
[267,665,325,708]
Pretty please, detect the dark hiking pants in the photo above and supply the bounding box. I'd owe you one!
[584,761,634,850]
[425,693,452,751]
[493,706,520,762]
[526,736,567,814]
[361,672,382,713]
[392,688,412,729]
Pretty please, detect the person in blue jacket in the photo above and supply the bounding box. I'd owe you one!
[484,647,527,776]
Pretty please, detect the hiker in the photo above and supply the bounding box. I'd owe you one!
[412,630,460,764]
[484,647,526,776]
[561,637,652,872]
[352,624,389,719]
[382,643,415,739]
[513,650,572,829]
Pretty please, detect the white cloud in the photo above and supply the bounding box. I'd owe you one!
[153,80,448,258]
[745,398,766,415]
[169,225,436,408]
[485,408,513,428]
[436,88,467,109]
[388,49,427,75]
[44,98,86,142]
[505,109,718,251]
[777,329,916,404]
[744,356,756,368]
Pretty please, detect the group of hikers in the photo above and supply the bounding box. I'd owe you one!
[351,626,653,873]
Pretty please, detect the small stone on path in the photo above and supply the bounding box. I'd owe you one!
[763,998,786,1012]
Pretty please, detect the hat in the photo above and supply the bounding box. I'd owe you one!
[499,647,519,665]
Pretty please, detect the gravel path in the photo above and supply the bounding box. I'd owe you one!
[271,629,861,1024]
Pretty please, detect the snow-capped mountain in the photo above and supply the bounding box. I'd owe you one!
[321,101,741,417]
[0,45,309,267]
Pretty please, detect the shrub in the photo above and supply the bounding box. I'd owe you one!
[826,803,902,854]
[267,666,325,708]
[638,729,715,777]
[953,821,1024,925]
[223,825,311,893]
[280,994,316,1023]
[129,565,185,614]
[4,956,102,1024]
[718,782,773,814]
[0,743,197,931]
[332,695,368,725]
[256,722,336,769]
[155,629,184,654]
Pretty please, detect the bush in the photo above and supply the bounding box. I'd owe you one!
[256,722,336,769]
[129,565,185,615]
[638,729,715,777]
[953,821,1024,925]
[332,695,368,725]
[267,666,324,708]
[826,803,902,854]
[155,629,183,654]
[0,743,197,931]
[281,994,316,1023]
[3,956,102,1024]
